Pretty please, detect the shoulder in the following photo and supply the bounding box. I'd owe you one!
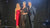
[32,6,36,9]
[15,8,17,11]
[15,8,16,10]
[32,6,35,8]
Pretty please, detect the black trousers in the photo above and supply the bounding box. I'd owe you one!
[19,14,30,28]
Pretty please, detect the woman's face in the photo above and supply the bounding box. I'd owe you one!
[16,3,20,8]
[23,3,26,6]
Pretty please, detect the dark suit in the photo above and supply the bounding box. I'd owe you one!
[28,6,36,28]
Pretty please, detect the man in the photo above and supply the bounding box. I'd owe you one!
[28,2,36,28]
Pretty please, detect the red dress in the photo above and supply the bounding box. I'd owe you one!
[16,10,20,26]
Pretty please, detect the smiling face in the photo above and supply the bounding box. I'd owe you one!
[16,3,21,10]
[28,2,32,7]
[16,3,20,8]
[23,2,26,7]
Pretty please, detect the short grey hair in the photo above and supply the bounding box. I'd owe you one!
[23,1,26,4]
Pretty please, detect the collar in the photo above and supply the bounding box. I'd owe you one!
[30,6,32,8]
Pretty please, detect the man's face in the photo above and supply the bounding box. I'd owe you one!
[28,2,31,6]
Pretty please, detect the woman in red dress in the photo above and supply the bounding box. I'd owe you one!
[15,3,21,28]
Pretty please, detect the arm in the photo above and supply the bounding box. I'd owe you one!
[27,7,29,12]
[32,7,36,14]
[15,8,16,20]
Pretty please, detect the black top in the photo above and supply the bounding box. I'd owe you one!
[22,7,28,13]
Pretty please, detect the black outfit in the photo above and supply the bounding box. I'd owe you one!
[19,7,30,28]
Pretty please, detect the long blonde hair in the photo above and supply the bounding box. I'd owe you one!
[15,3,21,19]
[15,3,21,10]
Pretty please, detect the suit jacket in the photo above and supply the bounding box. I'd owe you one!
[28,6,36,16]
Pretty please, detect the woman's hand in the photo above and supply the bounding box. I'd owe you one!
[16,25,19,28]
[22,13,28,15]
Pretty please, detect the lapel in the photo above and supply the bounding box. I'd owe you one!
[29,6,33,11]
